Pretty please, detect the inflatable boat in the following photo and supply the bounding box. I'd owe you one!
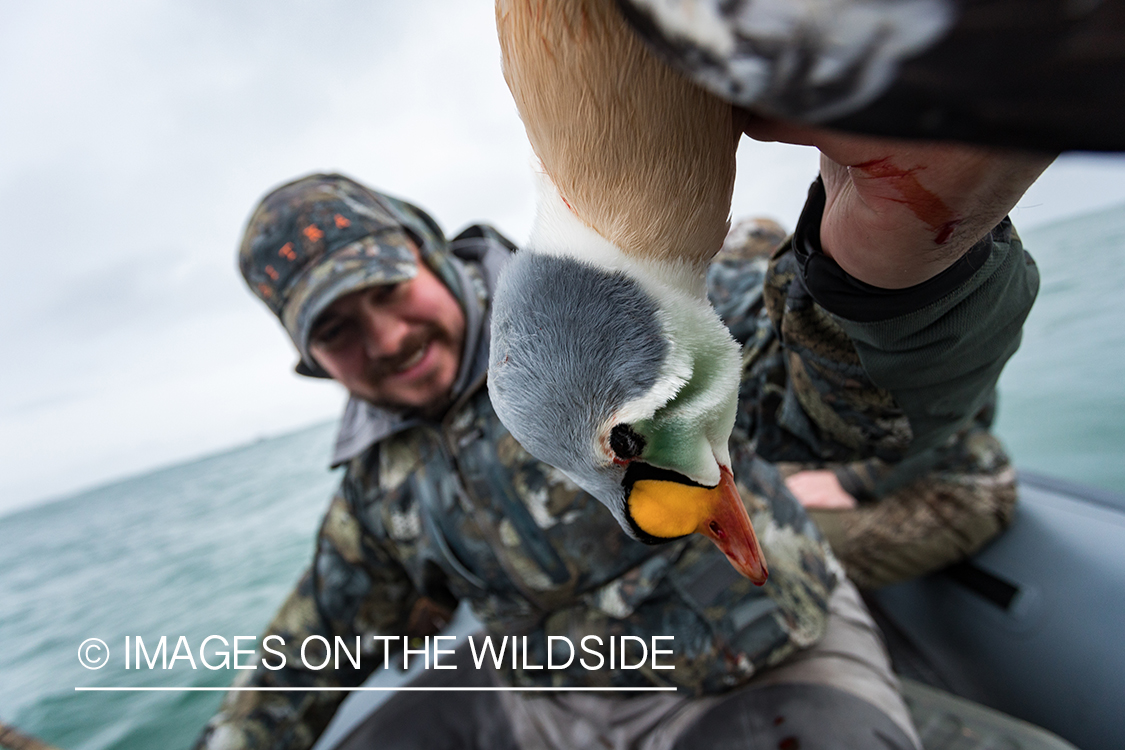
[872,471,1125,750]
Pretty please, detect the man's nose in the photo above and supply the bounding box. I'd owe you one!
[359,305,408,360]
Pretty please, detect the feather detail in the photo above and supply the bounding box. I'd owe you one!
[525,171,741,489]
[497,0,738,266]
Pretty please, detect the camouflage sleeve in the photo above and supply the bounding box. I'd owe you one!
[832,227,1036,457]
[791,179,1039,458]
[814,391,1004,501]
[193,473,424,750]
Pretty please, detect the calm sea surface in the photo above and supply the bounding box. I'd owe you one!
[1,205,1123,749]
[995,205,1125,491]
[0,424,342,749]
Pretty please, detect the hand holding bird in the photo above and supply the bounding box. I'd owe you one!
[741,115,1053,287]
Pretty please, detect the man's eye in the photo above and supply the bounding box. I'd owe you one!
[311,322,351,348]
[609,424,646,461]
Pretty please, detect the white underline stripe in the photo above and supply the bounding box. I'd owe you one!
[75,686,677,692]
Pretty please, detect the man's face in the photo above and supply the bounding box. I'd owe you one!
[307,247,466,412]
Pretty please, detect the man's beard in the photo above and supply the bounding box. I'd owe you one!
[362,323,460,417]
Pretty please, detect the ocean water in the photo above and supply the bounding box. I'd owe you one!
[996,205,1125,493]
[1,205,1123,749]
[0,423,342,749]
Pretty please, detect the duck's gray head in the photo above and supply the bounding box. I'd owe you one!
[488,251,767,583]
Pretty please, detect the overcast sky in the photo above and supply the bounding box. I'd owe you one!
[3,0,1125,517]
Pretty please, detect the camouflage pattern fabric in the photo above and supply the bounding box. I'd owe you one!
[796,424,1017,590]
[618,0,954,123]
[710,235,1019,591]
[719,217,787,262]
[196,226,838,750]
[194,395,838,749]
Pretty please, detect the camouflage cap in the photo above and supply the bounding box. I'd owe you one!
[718,217,788,262]
[239,173,421,375]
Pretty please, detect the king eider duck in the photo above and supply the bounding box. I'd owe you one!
[488,0,767,583]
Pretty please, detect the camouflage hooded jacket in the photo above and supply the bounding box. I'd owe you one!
[197,184,1036,749]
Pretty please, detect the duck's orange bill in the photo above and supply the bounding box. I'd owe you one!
[628,466,768,585]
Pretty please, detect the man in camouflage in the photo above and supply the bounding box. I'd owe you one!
[197,160,1038,748]
[712,218,1018,591]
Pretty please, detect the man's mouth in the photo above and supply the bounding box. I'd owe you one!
[390,339,432,377]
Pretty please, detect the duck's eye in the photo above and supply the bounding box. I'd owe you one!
[609,424,646,461]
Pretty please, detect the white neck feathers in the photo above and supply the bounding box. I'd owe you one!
[528,172,709,300]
